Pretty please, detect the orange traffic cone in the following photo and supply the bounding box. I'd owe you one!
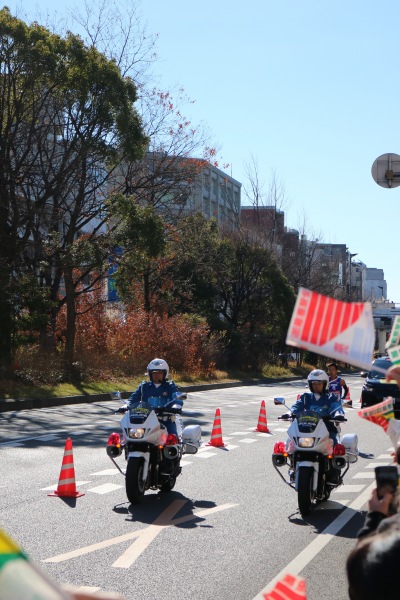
[48,438,85,498]
[343,387,352,407]
[206,408,225,447]
[254,400,271,433]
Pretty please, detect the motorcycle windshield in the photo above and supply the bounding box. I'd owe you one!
[297,410,320,433]
[147,396,168,409]
[129,401,151,419]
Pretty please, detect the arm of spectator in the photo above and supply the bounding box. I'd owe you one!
[386,365,400,388]
[357,488,394,539]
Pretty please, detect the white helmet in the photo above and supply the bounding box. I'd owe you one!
[307,369,329,392]
[147,358,169,381]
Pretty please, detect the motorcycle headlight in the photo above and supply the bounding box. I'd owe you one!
[128,428,145,439]
[298,437,315,448]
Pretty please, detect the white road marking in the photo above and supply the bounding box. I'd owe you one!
[180,460,192,466]
[0,443,25,448]
[88,483,124,494]
[43,503,238,565]
[112,500,186,568]
[333,484,366,493]
[231,431,253,435]
[365,462,392,468]
[40,481,91,491]
[252,480,376,599]
[90,469,120,476]
[196,451,218,458]
[352,472,375,479]
[238,438,258,444]
[314,498,350,510]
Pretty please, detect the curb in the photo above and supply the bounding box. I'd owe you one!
[0,377,304,413]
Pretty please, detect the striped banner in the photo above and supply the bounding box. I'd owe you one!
[286,288,374,370]
[357,398,394,432]
[264,573,307,599]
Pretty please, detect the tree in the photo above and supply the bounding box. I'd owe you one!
[213,231,296,368]
[0,8,148,371]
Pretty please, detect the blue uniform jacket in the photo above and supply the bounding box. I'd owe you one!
[128,380,179,406]
[291,391,344,418]
[290,391,344,442]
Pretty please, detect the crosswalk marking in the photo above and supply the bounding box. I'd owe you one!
[88,483,124,494]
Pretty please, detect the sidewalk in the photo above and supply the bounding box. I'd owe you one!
[0,377,304,413]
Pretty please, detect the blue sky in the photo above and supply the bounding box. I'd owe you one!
[10,0,400,301]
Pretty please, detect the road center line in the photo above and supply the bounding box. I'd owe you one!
[112,500,186,568]
[252,481,376,599]
[43,503,238,564]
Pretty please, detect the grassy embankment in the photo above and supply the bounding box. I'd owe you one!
[0,363,311,400]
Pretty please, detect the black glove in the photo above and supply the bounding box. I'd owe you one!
[334,414,345,421]
[280,413,292,420]
[116,406,128,414]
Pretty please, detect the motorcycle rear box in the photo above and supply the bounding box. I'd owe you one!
[182,425,202,452]
[341,433,358,463]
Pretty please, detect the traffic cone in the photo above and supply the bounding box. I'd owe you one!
[206,408,225,447]
[48,438,85,498]
[343,387,352,407]
[254,400,271,433]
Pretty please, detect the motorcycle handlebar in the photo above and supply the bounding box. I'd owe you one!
[278,414,347,422]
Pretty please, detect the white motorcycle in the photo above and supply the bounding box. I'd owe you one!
[272,397,358,516]
[106,391,202,504]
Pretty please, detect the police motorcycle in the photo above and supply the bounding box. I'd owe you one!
[106,391,202,504]
[272,397,358,516]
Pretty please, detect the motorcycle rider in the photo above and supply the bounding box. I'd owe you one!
[289,369,345,445]
[288,369,345,484]
[126,358,182,436]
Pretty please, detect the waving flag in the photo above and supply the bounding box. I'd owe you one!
[264,574,307,600]
[387,344,400,366]
[358,398,400,448]
[0,528,70,599]
[286,288,374,370]
[386,316,400,350]
[358,398,394,431]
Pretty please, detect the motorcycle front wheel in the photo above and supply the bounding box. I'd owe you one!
[125,457,146,504]
[160,476,177,492]
[297,467,315,516]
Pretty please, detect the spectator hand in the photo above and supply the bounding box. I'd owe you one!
[368,487,394,516]
[386,365,400,388]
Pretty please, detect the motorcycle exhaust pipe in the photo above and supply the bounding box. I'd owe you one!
[332,456,346,469]
[272,454,286,467]
[164,445,179,459]
[107,445,122,458]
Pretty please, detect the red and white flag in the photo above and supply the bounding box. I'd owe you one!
[358,398,400,448]
[263,574,307,599]
[286,288,374,370]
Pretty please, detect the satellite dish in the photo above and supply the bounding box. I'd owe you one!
[371,153,400,188]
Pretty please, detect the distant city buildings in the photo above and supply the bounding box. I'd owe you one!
[239,204,393,335]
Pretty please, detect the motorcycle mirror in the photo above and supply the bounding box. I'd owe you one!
[274,397,286,405]
[110,391,122,401]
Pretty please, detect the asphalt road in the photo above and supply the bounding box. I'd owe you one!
[0,374,393,600]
